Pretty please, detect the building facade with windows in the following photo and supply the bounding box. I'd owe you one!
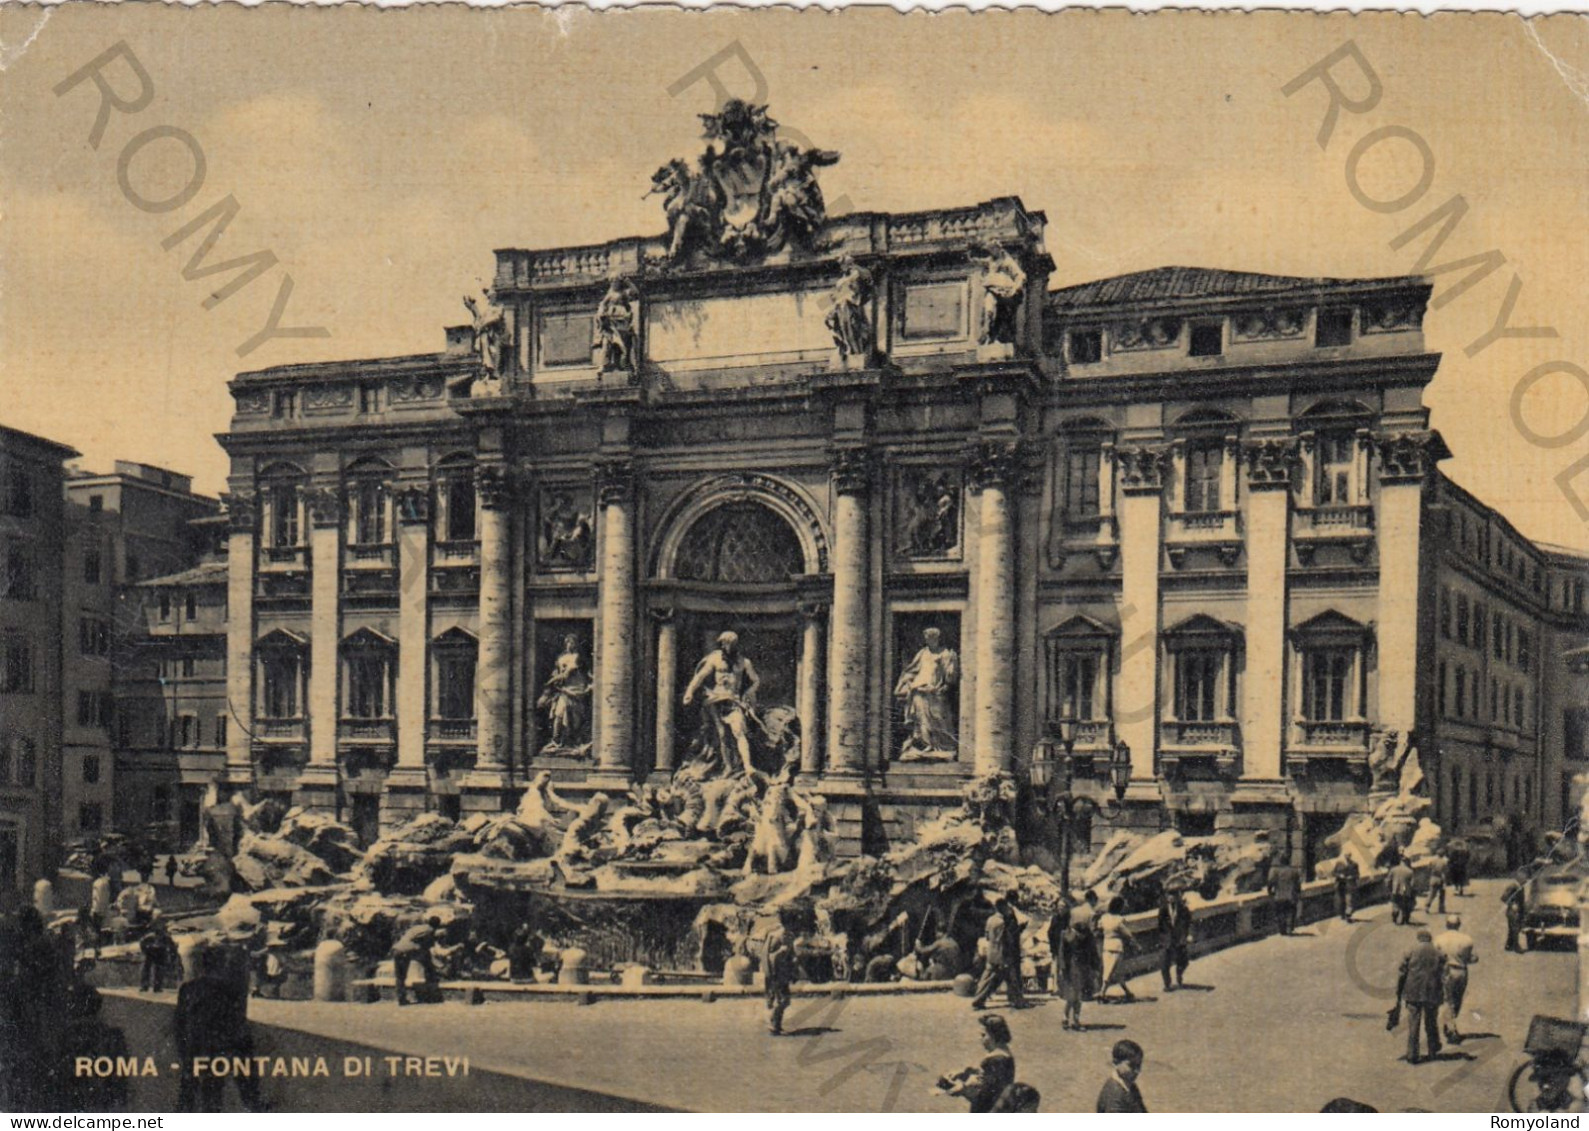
[0,425,78,897]
[60,463,218,848]
[210,170,1587,869]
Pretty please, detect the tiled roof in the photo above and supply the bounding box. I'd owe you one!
[1048,266,1421,308]
[138,560,229,588]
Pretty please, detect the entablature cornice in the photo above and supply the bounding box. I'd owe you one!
[1042,352,1443,410]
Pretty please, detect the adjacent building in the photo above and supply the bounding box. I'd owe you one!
[60,463,218,848]
[0,425,79,896]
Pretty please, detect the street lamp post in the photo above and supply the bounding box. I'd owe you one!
[1032,720,1132,894]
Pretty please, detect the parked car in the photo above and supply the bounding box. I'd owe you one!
[1523,865,1585,950]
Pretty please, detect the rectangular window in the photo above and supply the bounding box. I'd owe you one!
[3,548,34,601]
[1515,687,1526,730]
[272,390,296,419]
[6,469,35,518]
[1050,653,1099,720]
[354,482,386,545]
[1174,651,1222,721]
[1184,443,1222,513]
[436,652,476,720]
[181,657,195,679]
[3,640,34,693]
[1473,606,1486,652]
[346,653,390,719]
[82,754,100,784]
[271,485,300,548]
[152,785,171,823]
[1438,661,1447,716]
[1302,647,1353,721]
[1316,434,1355,506]
[1456,594,1469,645]
[159,594,171,622]
[125,554,139,582]
[445,478,476,542]
[186,593,197,620]
[1454,668,1466,718]
[1189,322,1224,357]
[1440,589,1451,639]
[79,803,103,834]
[1519,630,1531,672]
[261,654,300,718]
[79,617,109,657]
[358,383,381,414]
[1068,329,1103,364]
[15,738,35,786]
[83,550,101,585]
[87,494,103,514]
[77,690,94,726]
[1315,308,1353,348]
[215,714,228,748]
[1064,448,1101,519]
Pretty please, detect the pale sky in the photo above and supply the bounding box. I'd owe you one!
[3,7,1587,548]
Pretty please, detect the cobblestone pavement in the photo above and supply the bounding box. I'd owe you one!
[105,879,1573,1112]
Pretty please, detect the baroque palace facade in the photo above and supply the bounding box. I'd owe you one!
[208,106,1588,867]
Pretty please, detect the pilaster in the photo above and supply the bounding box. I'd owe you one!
[1242,438,1298,780]
[1115,444,1169,782]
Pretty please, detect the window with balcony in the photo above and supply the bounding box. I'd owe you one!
[342,629,396,720]
[433,628,478,723]
[1162,616,1241,746]
[1042,615,1113,740]
[1064,447,1102,520]
[256,630,306,719]
[2,638,33,693]
[1302,648,1353,721]
[268,483,301,548]
[1315,433,1356,506]
[1184,442,1222,513]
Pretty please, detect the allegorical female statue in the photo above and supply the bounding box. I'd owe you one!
[538,635,592,755]
[894,627,960,761]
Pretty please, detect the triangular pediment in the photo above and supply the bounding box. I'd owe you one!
[1047,613,1116,639]
[255,627,307,649]
[1163,613,1242,638]
[342,626,397,649]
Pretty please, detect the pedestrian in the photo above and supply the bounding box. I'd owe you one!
[508,921,544,983]
[391,916,441,1006]
[74,903,101,958]
[1389,859,1417,925]
[164,854,180,888]
[1046,896,1072,994]
[1432,913,1477,1044]
[913,935,965,981]
[1267,858,1302,936]
[138,914,175,993]
[939,1012,1016,1112]
[1054,903,1094,1031]
[1392,929,1445,1064]
[971,897,1026,1010]
[1096,1038,1149,1113]
[1157,887,1193,991]
[1503,881,1526,952]
[1448,843,1470,896]
[1096,897,1137,1003]
[763,913,797,1035]
[174,945,262,1112]
[1424,857,1448,915]
[1333,857,1360,922]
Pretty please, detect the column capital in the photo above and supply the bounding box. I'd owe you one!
[1374,430,1448,485]
[1116,444,1170,494]
[966,439,1025,493]
[830,446,876,496]
[649,605,676,624]
[305,484,343,528]
[395,484,431,525]
[594,457,636,507]
[797,600,829,620]
[475,464,512,510]
[1243,438,1299,491]
[225,490,257,531]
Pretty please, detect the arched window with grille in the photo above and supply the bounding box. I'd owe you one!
[674,503,804,584]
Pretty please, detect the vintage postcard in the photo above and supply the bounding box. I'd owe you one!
[2,4,1587,1116]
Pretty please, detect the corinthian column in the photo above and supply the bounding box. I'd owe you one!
[474,465,512,771]
[306,485,342,770]
[970,441,1021,775]
[394,484,430,771]
[826,448,873,775]
[595,459,637,776]
[798,602,826,776]
[224,492,257,786]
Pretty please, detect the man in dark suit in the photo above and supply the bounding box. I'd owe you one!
[971,897,1025,1009]
[392,917,441,1006]
[1157,888,1193,991]
[1394,929,1446,1064]
[1267,859,1303,936]
[174,946,259,1112]
[1389,860,1417,926]
[1096,1039,1148,1112]
[763,914,797,1035]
